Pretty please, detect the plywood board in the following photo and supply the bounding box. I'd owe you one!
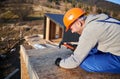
[20,45,120,79]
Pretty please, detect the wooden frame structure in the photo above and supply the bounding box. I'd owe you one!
[44,13,64,42]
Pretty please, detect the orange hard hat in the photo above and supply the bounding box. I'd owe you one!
[63,8,85,31]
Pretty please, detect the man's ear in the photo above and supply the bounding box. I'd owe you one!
[77,20,82,27]
[80,20,85,28]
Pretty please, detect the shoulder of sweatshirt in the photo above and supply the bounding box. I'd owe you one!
[85,13,109,25]
[83,13,111,34]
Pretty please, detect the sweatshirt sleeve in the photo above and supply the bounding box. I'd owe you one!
[59,24,99,69]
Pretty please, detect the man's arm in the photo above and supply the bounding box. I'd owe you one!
[59,36,97,69]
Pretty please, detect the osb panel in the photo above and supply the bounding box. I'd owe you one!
[24,47,120,79]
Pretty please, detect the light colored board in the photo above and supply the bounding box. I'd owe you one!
[20,45,120,79]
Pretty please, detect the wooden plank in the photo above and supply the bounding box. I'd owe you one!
[20,45,30,79]
[20,50,30,79]
[50,20,56,40]
[46,17,50,41]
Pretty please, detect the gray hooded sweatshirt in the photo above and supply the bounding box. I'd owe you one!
[60,13,120,69]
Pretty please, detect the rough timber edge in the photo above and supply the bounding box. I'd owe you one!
[20,45,39,79]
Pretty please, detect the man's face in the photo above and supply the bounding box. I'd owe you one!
[70,19,84,34]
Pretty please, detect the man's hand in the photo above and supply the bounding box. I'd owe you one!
[55,58,62,67]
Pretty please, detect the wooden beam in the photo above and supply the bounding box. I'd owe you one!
[45,17,50,41]
[50,20,56,40]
